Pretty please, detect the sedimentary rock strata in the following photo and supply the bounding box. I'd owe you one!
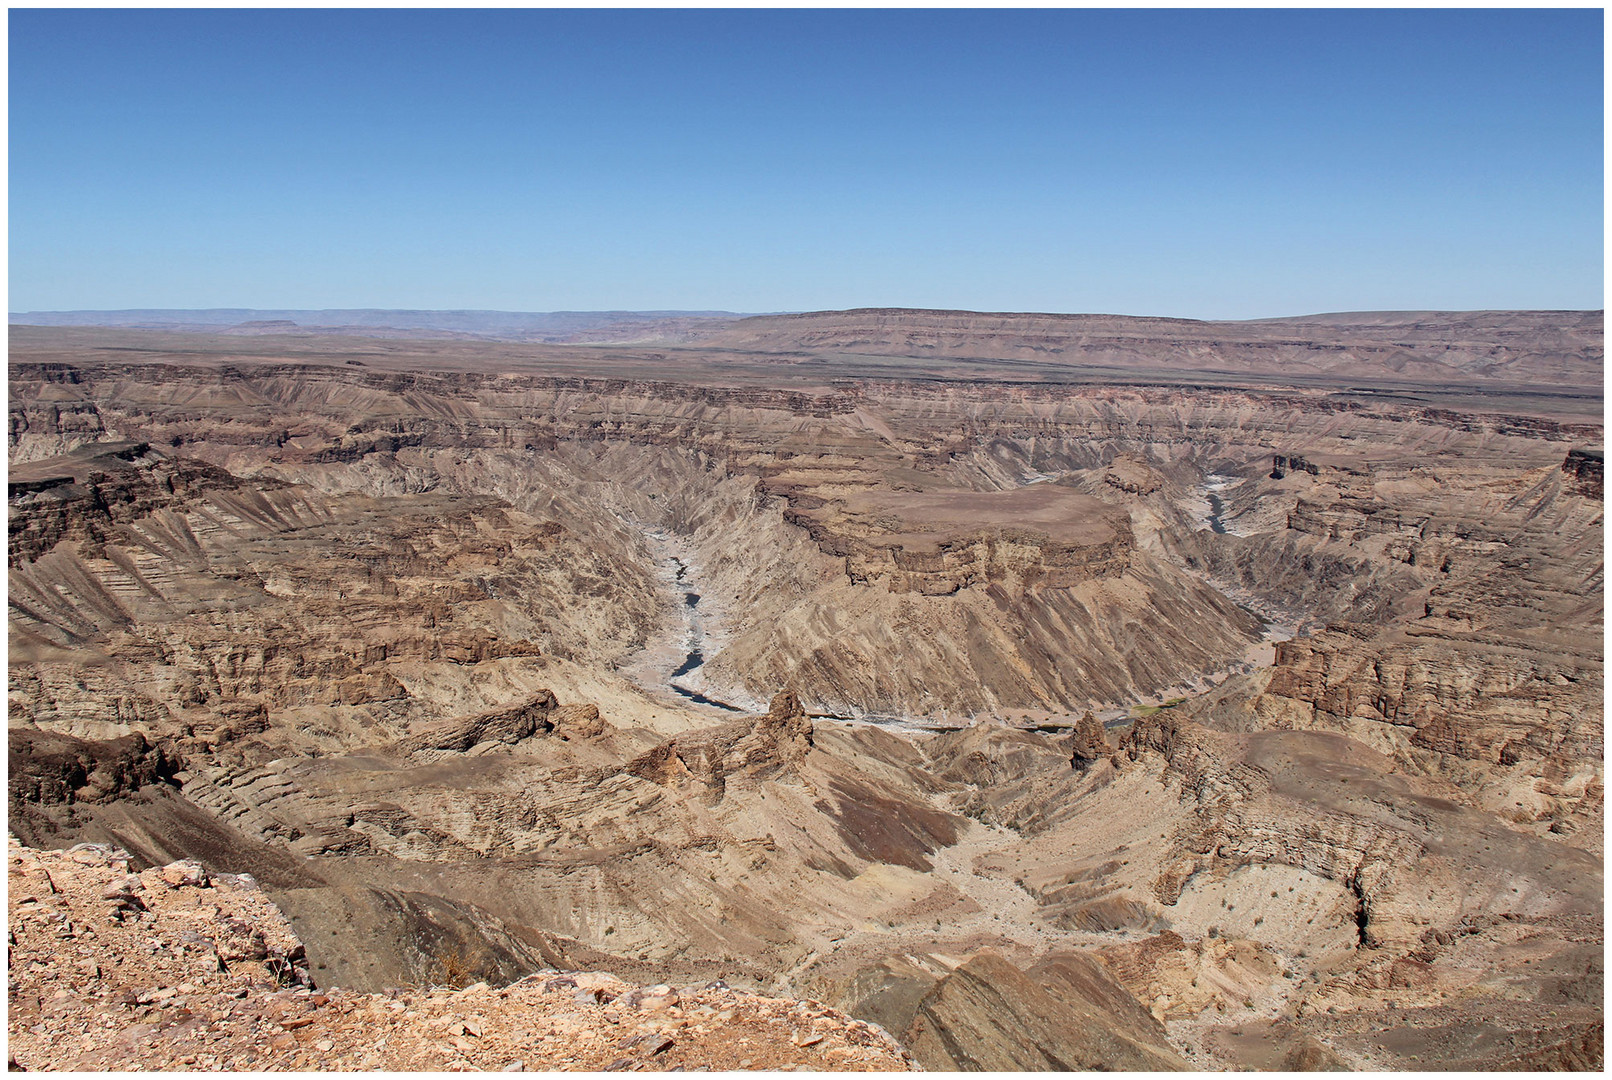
[8,312,1602,1070]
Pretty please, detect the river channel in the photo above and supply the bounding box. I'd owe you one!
[618,526,750,714]
[620,469,1311,732]
[1195,472,1239,534]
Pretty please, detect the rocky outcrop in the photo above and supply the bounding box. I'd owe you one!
[1269,453,1320,479]
[6,839,913,1072]
[396,691,559,758]
[626,691,813,799]
[1096,455,1166,496]
[1067,710,1113,768]
[9,729,183,806]
[844,529,1133,595]
[927,724,1073,788]
[551,702,607,739]
[1563,447,1603,498]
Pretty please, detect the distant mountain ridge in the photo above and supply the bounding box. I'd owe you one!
[7,308,758,344]
[9,306,1601,387]
[704,307,1603,387]
[9,308,754,327]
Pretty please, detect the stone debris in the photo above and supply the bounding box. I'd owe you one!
[6,838,912,1072]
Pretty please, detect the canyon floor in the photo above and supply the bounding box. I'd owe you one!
[8,309,1604,1070]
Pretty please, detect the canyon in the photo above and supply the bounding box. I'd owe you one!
[7,309,1603,1070]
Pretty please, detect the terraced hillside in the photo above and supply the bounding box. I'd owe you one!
[8,312,1602,1070]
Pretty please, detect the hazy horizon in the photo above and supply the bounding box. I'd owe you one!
[11,304,1607,329]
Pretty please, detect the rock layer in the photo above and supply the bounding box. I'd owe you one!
[8,316,1603,1071]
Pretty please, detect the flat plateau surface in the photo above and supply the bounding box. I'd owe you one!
[10,315,1602,423]
[834,486,1118,549]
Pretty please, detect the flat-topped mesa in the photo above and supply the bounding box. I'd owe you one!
[779,484,1134,595]
[625,690,813,800]
[846,527,1135,596]
[704,307,1604,387]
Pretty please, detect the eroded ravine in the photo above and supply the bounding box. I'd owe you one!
[619,524,751,714]
[9,334,1601,1072]
[625,465,1316,732]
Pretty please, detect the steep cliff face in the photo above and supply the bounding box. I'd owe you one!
[8,442,666,754]
[1236,458,1605,840]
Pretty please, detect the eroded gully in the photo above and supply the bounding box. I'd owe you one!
[618,526,750,715]
[619,471,1315,730]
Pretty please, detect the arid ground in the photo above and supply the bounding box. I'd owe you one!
[8,308,1603,1070]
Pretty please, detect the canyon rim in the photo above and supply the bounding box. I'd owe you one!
[7,307,1604,1071]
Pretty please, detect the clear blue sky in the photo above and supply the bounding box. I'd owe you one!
[9,8,1604,318]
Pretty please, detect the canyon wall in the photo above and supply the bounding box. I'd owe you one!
[9,325,1603,1070]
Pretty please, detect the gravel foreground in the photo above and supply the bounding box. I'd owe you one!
[6,838,912,1072]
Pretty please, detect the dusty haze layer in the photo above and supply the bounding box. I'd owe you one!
[8,309,1604,1071]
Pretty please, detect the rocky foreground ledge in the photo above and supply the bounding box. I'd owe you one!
[6,839,911,1072]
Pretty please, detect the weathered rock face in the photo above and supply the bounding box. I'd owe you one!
[397,691,561,759]
[1067,710,1113,768]
[1239,460,1604,838]
[1562,447,1603,498]
[627,690,814,799]
[8,318,1603,1072]
[928,724,1072,789]
[8,445,662,755]
[9,729,183,807]
[7,441,259,565]
[1269,453,1320,479]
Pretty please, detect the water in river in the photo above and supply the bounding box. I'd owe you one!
[619,528,749,713]
[620,469,1312,731]
[664,556,743,710]
[1194,473,1240,535]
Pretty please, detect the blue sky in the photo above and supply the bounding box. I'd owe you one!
[9,8,1603,318]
